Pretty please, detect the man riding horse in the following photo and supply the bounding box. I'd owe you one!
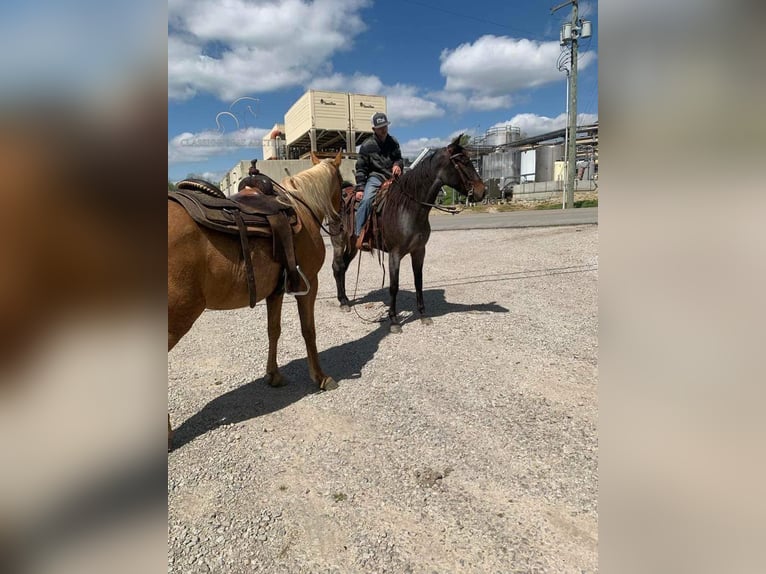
[353,112,403,250]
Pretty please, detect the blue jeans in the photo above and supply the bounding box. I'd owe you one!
[355,175,384,236]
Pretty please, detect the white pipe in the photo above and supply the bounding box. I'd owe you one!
[563,70,569,209]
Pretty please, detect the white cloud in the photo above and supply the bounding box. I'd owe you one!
[490,112,599,137]
[168,126,270,164]
[309,73,383,95]
[386,87,445,124]
[398,137,450,159]
[438,35,596,109]
[397,129,477,160]
[431,90,513,112]
[308,73,445,125]
[168,0,371,101]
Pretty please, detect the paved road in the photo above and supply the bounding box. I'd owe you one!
[429,206,597,231]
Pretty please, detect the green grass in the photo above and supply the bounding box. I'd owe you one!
[531,198,598,210]
[444,197,598,213]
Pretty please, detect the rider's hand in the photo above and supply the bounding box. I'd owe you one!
[392,165,402,178]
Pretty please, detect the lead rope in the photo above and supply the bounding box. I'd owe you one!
[350,244,387,324]
[423,202,464,214]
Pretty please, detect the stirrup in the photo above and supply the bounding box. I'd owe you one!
[284,265,310,297]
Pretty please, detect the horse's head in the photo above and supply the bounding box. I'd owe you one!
[442,134,486,202]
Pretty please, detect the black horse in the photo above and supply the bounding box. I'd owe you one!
[330,134,486,333]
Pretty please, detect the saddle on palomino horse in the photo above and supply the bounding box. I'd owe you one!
[169,179,307,306]
[342,179,394,252]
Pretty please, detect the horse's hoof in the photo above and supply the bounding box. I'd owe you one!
[389,323,402,334]
[340,304,351,313]
[267,372,286,387]
[320,377,338,391]
[420,317,433,326]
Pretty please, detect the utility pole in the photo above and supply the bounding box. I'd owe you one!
[566,1,578,209]
[552,1,590,208]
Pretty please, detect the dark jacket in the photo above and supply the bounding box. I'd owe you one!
[354,134,404,187]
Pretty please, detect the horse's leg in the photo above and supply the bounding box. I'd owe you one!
[168,296,204,451]
[265,291,286,387]
[331,235,354,311]
[387,251,403,334]
[411,247,433,326]
[295,282,338,390]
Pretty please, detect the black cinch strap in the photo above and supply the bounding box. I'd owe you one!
[228,209,257,308]
[267,212,303,293]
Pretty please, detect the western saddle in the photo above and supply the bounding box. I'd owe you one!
[342,179,394,252]
[168,178,307,307]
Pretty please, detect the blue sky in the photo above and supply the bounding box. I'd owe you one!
[168,0,598,182]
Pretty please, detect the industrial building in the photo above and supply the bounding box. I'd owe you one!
[219,89,384,196]
[466,123,599,202]
[219,88,598,202]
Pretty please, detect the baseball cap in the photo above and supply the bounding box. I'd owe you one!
[371,112,390,129]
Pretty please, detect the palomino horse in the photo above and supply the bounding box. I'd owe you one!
[330,135,485,333]
[168,152,343,448]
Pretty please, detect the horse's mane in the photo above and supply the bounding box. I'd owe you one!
[383,146,451,218]
[279,159,339,226]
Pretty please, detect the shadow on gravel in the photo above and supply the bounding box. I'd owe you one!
[353,287,509,327]
[170,323,390,451]
[171,291,507,450]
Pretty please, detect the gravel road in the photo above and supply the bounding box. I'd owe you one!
[168,223,598,573]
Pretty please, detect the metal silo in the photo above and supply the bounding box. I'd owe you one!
[484,126,521,147]
[535,144,565,182]
[480,149,520,199]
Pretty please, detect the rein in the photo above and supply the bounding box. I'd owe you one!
[394,150,474,215]
[418,200,464,215]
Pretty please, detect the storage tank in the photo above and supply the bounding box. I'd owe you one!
[535,144,565,182]
[520,149,536,182]
[481,149,520,183]
[262,124,286,160]
[484,126,521,147]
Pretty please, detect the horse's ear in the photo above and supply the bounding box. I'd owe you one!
[450,133,464,148]
[333,150,342,167]
[310,152,320,165]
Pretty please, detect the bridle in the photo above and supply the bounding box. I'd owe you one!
[449,150,478,195]
[398,148,478,215]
